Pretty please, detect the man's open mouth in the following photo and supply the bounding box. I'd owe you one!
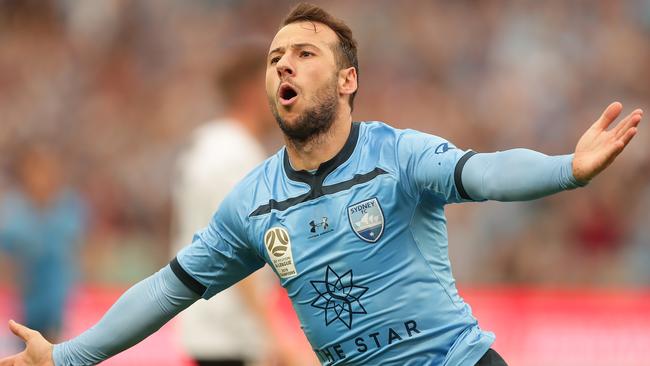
[279,83,298,106]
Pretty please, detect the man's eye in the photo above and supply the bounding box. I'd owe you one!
[300,51,313,58]
[270,56,280,65]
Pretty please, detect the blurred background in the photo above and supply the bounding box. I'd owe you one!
[0,0,649,365]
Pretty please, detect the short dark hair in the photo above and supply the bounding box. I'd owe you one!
[281,3,359,110]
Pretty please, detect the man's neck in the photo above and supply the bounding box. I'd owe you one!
[285,114,353,171]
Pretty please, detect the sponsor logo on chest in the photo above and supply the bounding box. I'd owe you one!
[308,215,334,239]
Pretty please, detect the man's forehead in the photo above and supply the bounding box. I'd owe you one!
[269,21,338,52]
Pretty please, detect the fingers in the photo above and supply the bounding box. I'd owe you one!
[8,320,35,342]
[614,109,643,139]
[620,127,638,146]
[604,127,636,163]
[594,101,623,130]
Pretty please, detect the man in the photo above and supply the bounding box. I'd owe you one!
[170,46,304,366]
[0,144,86,343]
[0,3,643,366]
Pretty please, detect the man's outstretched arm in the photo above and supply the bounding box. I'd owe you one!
[459,102,643,201]
[0,265,199,366]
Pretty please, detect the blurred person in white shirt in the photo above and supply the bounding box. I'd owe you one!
[171,44,312,366]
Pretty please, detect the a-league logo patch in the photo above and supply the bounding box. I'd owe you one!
[264,227,298,278]
[347,197,384,243]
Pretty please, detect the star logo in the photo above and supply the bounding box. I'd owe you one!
[310,266,369,329]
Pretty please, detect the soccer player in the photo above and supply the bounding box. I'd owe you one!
[1,3,643,366]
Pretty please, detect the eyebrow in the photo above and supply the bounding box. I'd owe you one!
[268,43,321,57]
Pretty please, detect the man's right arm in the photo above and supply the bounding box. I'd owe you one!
[53,265,199,365]
[3,186,265,366]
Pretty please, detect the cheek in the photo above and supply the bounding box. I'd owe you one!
[306,64,336,87]
[306,73,337,98]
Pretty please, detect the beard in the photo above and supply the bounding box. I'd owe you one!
[269,76,338,146]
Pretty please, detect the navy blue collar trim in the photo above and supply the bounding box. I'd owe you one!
[283,122,361,185]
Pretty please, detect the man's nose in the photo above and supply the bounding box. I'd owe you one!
[276,57,294,78]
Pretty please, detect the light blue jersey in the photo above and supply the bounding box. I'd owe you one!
[53,121,581,366]
[174,121,493,365]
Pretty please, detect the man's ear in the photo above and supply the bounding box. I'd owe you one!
[338,67,358,97]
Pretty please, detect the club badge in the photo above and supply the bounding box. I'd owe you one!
[347,197,384,243]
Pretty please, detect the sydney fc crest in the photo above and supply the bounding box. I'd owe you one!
[347,198,384,243]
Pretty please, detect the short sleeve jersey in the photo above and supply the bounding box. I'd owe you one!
[172,122,495,366]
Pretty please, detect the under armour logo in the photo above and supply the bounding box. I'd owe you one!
[309,217,329,233]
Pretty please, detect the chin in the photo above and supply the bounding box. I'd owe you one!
[278,105,301,120]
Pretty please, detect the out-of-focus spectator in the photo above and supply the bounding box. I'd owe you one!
[0,144,86,342]
[170,44,315,366]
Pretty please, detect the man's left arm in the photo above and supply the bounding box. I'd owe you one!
[459,102,643,201]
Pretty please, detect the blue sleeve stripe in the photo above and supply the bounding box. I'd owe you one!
[454,151,477,200]
[170,257,206,296]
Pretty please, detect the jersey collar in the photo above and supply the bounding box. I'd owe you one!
[283,122,361,186]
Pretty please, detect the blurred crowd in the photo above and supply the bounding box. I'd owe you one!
[1,0,649,290]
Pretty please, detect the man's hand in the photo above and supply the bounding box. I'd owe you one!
[0,320,54,366]
[573,102,643,183]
